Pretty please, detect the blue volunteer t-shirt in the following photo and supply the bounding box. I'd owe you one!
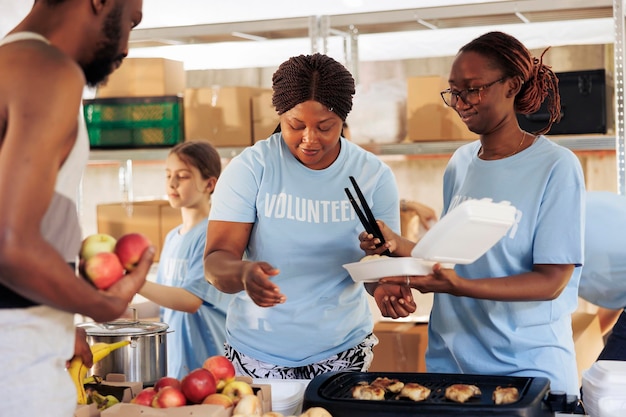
[157,219,234,378]
[579,191,626,309]
[209,134,400,367]
[428,136,585,396]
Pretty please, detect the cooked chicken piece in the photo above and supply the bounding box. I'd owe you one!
[370,376,405,393]
[444,384,482,403]
[351,382,386,400]
[398,382,431,402]
[493,386,520,405]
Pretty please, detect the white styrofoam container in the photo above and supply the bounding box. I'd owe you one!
[582,361,626,417]
[583,361,626,387]
[252,378,309,416]
[344,198,516,282]
[598,397,626,417]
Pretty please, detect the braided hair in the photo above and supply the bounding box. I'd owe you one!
[271,53,355,121]
[459,31,560,135]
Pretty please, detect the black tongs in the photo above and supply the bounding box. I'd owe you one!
[345,176,391,256]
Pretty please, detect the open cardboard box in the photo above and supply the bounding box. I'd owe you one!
[100,376,270,417]
[74,374,143,417]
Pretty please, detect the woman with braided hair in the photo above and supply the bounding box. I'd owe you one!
[203,53,403,379]
[361,31,585,396]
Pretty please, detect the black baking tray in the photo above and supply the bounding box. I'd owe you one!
[303,371,553,417]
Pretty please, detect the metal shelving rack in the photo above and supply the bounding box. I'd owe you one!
[614,0,626,194]
[88,135,618,163]
[90,1,622,166]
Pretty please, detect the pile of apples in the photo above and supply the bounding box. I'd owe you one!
[130,355,334,417]
[130,355,257,411]
[79,232,152,289]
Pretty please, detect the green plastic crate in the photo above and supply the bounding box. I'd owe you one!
[83,96,184,148]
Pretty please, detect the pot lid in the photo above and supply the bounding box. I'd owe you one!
[78,319,169,336]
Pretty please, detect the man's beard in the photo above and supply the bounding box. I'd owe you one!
[82,4,125,88]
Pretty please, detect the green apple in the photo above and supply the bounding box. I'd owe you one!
[80,233,117,261]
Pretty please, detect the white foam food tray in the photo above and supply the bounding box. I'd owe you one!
[344,257,437,283]
[344,199,516,283]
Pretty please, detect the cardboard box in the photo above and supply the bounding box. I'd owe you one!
[184,87,270,147]
[101,403,231,417]
[97,58,186,98]
[96,200,181,262]
[406,76,478,142]
[75,403,99,417]
[572,311,605,385]
[369,321,428,372]
[75,374,143,417]
[251,90,279,143]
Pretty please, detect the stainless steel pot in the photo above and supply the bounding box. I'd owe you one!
[77,314,169,386]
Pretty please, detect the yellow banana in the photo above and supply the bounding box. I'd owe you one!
[83,375,103,385]
[68,340,130,404]
[90,390,120,410]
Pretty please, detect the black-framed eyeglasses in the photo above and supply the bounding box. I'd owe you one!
[440,78,506,107]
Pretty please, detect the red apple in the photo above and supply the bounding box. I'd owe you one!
[131,387,157,406]
[154,376,181,392]
[114,232,152,271]
[80,233,117,261]
[202,355,236,390]
[201,392,233,408]
[181,367,217,404]
[84,251,125,289]
[151,386,187,408]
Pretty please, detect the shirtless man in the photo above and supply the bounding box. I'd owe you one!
[0,1,154,416]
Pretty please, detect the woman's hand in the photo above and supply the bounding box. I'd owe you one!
[359,220,417,258]
[358,220,399,255]
[373,282,417,319]
[380,264,461,296]
[241,261,286,307]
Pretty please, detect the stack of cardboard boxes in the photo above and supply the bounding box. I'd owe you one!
[183,86,277,147]
[95,57,278,148]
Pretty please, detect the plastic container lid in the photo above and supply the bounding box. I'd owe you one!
[410,198,517,263]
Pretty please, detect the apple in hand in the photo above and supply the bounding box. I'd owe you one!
[221,380,254,405]
[114,232,152,271]
[131,387,157,407]
[154,376,181,392]
[181,367,217,404]
[84,251,125,289]
[202,355,236,390]
[80,233,117,261]
[151,386,187,408]
[201,392,234,408]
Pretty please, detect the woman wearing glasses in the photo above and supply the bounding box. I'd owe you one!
[362,31,585,397]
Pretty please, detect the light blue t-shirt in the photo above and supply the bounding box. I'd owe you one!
[579,191,626,309]
[428,136,585,396]
[209,134,400,367]
[157,218,234,378]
